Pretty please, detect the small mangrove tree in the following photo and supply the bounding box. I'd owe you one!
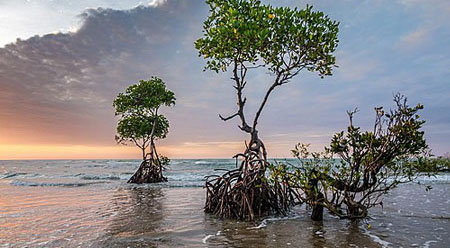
[290,94,433,220]
[113,77,175,184]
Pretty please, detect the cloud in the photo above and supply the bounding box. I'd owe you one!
[0,0,449,158]
[335,51,380,82]
[0,0,174,47]
[396,0,450,50]
[0,0,209,146]
[148,0,167,6]
[400,25,430,49]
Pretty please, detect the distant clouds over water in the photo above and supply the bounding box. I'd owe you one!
[0,0,449,159]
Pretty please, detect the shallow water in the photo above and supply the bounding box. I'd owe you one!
[0,159,449,247]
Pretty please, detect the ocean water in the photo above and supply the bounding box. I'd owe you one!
[0,159,449,247]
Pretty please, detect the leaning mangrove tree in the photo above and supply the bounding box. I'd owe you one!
[290,94,432,220]
[195,0,339,220]
[113,77,175,184]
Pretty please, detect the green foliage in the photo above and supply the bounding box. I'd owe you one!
[195,0,339,77]
[413,155,450,172]
[159,155,171,169]
[113,77,175,117]
[113,77,175,151]
[198,0,340,220]
[115,114,169,145]
[329,95,427,164]
[290,94,434,219]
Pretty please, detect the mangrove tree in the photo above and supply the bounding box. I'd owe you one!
[113,77,175,184]
[195,0,339,220]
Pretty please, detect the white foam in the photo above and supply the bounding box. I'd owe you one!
[423,240,437,248]
[364,230,391,248]
[195,161,213,165]
[201,227,222,244]
[248,215,301,230]
[202,234,214,244]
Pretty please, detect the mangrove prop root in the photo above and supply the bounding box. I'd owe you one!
[128,159,167,184]
[204,149,299,220]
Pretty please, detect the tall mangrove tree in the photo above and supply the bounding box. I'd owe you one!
[195,0,339,220]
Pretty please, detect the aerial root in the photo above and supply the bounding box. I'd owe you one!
[204,151,299,220]
[128,159,167,184]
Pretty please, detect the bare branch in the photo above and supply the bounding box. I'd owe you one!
[219,112,239,121]
[224,57,251,133]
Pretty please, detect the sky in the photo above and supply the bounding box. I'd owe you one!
[0,0,449,159]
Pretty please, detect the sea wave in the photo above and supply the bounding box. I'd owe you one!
[168,173,205,182]
[10,180,106,187]
[2,160,449,191]
[194,161,214,165]
[2,172,28,179]
[80,175,122,180]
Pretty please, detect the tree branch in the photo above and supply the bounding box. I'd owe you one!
[226,57,251,133]
[219,112,239,121]
[149,107,159,155]
[252,73,282,130]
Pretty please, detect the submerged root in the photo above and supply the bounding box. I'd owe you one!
[204,151,299,220]
[128,159,167,184]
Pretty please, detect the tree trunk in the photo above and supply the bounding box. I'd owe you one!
[151,140,163,179]
[310,173,324,221]
[142,147,146,161]
[128,109,167,184]
[311,193,324,221]
[345,199,368,219]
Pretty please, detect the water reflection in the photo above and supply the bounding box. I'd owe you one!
[305,220,379,248]
[203,210,380,247]
[94,186,167,247]
[203,215,270,247]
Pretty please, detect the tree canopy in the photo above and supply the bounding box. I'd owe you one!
[113,77,175,117]
[195,0,339,136]
[113,77,175,159]
[195,0,339,77]
[115,114,169,148]
[287,94,431,220]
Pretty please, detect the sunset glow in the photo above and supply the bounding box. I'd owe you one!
[0,0,449,159]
